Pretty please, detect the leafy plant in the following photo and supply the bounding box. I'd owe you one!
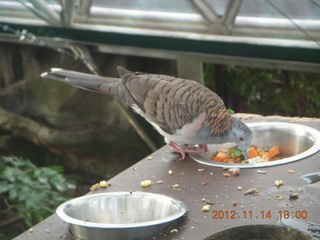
[204,64,320,118]
[0,156,75,227]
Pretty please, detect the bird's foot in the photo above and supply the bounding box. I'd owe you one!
[199,144,209,152]
[169,142,206,159]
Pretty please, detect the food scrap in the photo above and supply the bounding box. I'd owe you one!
[237,186,242,191]
[212,146,281,164]
[90,183,100,191]
[170,229,178,234]
[168,170,173,175]
[288,169,295,173]
[223,172,231,177]
[156,180,163,184]
[244,188,259,195]
[90,180,111,191]
[257,169,267,174]
[99,180,108,188]
[289,193,299,200]
[140,180,152,187]
[202,205,210,212]
[274,180,284,187]
[232,201,237,206]
[229,168,240,176]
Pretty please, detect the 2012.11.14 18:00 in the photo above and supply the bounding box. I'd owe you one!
[211,210,308,220]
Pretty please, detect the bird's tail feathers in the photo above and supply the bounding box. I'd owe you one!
[41,69,119,94]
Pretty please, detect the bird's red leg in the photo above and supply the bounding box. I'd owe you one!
[199,144,209,152]
[169,142,204,159]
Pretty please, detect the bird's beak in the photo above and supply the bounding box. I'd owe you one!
[243,147,249,159]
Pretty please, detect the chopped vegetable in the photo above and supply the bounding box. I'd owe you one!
[259,151,270,160]
[213,151,228,162]
[212,145,282,164]
[248,147,258,158]
[246,156,268,164]
[227,108,235,114]
[228,147,243,157]
[269,146,280,160]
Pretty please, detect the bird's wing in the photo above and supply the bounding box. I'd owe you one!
[117,67,205,135]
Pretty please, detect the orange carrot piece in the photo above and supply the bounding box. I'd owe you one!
[248,147,258,159]
[213,152,228,162]
[259,151,270,160]
[269,146,280,160]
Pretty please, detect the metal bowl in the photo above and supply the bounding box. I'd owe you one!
[190,122,320,168]
[56,192,187,240]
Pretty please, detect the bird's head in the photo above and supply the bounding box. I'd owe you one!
[230,118,253,159]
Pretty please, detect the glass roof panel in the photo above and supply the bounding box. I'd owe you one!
[0,0,319,53]
[238,0,320,20]
[91,0,198,13]
[203,0,230,16]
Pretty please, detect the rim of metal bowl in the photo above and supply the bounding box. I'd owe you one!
[56,192,187,228]
[190,122,320,168]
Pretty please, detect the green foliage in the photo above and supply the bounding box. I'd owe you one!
[0,156,75,227]
[203,64,320,117]
[224,66,320,117]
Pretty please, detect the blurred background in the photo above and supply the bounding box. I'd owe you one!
[0,0,319,239]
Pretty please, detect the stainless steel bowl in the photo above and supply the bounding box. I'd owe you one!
[190,122,320,168]
[56,192,187,240]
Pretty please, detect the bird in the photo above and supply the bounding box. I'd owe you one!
[41,66,252,159]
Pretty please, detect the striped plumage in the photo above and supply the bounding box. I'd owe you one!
[41,66,252,158]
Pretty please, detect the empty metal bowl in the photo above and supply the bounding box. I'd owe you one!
[190,122,320,168]
[56,192,187,240]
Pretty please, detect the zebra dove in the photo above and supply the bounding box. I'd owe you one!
[41,66,252,159]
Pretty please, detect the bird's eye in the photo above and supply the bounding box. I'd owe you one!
[239,137,244,141]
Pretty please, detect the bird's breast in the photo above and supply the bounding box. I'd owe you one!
[166,112,207,144]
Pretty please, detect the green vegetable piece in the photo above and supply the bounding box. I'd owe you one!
[227,109,235,114]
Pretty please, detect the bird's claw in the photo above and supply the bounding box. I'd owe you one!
[169,142,208,159]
